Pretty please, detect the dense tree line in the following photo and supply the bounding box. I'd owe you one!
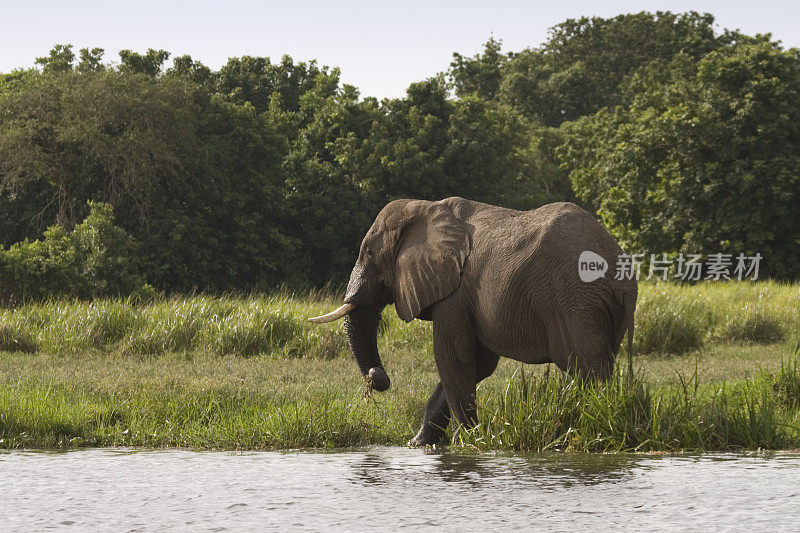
[1,11,798,301]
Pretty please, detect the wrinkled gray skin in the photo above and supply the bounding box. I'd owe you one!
[340,197,637,446]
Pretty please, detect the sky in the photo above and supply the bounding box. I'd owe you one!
[2,1,799,99]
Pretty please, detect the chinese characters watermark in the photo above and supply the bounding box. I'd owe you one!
[579,252,762,282]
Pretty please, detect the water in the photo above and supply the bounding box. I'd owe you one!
[2,448,799,531]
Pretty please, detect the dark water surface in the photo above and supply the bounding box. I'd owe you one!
[2,447,799,531]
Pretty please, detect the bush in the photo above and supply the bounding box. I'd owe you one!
[720,304,785,344]
[0,202,151,303]
[635,288,711,354]
[0,323,37,353]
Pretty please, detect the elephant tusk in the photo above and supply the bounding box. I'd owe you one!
[308,303,355,323]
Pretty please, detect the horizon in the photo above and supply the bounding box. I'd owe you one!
[2,1,799,99]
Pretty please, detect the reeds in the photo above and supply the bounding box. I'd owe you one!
[456,355,800,452]
[0,293,351,358]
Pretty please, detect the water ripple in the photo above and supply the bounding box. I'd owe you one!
[1,448,799,531]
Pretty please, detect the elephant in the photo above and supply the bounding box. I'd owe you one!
[309,197,637,446]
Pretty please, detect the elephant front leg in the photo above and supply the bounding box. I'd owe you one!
[410,348,499,446]
[409,382,450,446]
[431,304,478,428]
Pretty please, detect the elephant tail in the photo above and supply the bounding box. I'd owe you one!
[624,284,637,377]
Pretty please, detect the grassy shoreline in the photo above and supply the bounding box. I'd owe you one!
[1,283,799,451]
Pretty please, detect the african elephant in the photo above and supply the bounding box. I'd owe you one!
[309,197,637,446]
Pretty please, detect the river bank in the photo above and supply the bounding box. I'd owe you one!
[1,284,799,450]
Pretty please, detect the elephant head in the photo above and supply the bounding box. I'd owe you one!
[308,199,472,392]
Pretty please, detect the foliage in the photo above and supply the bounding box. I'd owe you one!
[492,11,763,126]
[0,202,149,303]
[0,63,294,292]
[560,42,800,278]
[1,11,800,299]
[450,37,508,99]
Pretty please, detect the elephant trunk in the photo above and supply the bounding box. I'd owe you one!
[344,304,390,392]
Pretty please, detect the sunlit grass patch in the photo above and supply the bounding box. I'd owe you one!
[456,361,800,452]
[0,324,37,354]
[634,285,711,354]
[719,304,785,344]
[635,281,799,353]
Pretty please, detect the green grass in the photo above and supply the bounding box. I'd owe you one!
[0,282,799,451]
[634,280,800,354]
[0,292,351,359]
[458,354,800,452]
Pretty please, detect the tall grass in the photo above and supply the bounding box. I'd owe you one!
[0,282,797,358]
[0,292,352,359]
[0,282,796,382]
[457,353,800,452]
[635,281,799,354]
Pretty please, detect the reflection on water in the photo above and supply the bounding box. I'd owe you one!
[350,450,640,488]
[1,447,799,531]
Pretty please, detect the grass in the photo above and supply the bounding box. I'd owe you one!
[634,280,800,354]
[0,292,350,359]
[0,282,798,451]
[458,352,800,452]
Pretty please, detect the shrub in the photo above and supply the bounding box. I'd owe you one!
[0,202,151,303]
[634,288,711,354]
[0,322,38,353]
[720,304,785,344]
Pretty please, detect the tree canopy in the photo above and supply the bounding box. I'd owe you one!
[1,11,798,301]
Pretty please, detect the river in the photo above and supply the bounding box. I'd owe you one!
[2,448,799,531]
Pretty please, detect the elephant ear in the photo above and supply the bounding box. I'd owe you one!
[393,201,471,322]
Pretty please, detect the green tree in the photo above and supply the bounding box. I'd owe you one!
[35,44,75,72]
[215,55,332,114]
[77,48,105,73]
[0,55,294,292]
[277,82,377,285]
[450,37,508,99]
[168,55,213,85]
[498,11,764,125]
[560,42,800,278]
[119,49,170,76]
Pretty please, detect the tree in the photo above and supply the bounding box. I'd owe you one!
[450,37,508,99]
[560,42,800,278]
[119,49,170,76]
[498,11,765,126]
[35,44,75,72]
[215,55,333,114]
[77,48,105,73]
[0,57,294,292]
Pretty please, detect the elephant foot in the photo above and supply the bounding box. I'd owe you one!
[408,425,447,447]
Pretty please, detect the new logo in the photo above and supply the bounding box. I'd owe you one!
[578,251,607,282]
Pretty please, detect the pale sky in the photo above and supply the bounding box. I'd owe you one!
[1,1,798,99]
